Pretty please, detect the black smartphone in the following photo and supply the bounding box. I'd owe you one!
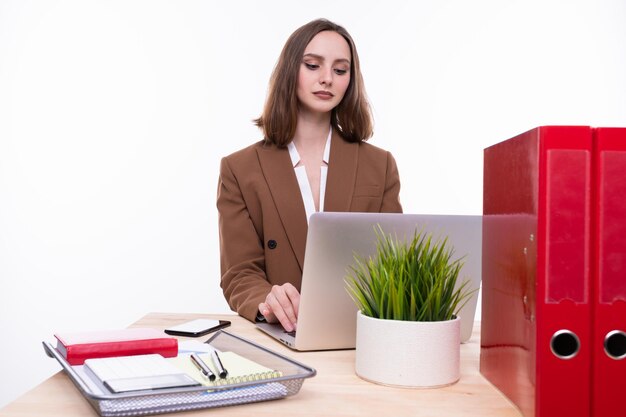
[164,319,231,337]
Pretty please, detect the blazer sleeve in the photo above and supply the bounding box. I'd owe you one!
[381,151,403,213]
[216,156,271,322]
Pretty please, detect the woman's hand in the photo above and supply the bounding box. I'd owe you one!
[258,283,300,332]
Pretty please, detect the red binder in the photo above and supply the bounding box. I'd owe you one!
[591,127,626,417]
[481,126,593,417]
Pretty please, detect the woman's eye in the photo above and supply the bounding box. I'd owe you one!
[304,63,319,70]
[334,68,348,75]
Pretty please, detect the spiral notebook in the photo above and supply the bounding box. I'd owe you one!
[169,351,283,386]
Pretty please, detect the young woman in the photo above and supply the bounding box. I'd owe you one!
[217,18,402,332]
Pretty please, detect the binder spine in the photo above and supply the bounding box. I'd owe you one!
[535,126,592,417]
[591,127,626,417]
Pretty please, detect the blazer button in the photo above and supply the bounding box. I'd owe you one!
[267,240,277,250]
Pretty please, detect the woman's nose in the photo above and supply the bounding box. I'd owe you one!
[319,68,333,86]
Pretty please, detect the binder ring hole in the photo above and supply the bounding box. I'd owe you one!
[604,330,626,360]
[550,330,580,359]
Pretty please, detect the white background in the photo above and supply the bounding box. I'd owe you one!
[1,0,625,408]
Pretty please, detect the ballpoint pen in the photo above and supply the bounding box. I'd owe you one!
[190,353,216,381]
[211,350,228,378]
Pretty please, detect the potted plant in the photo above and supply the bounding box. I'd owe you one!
[345,226,476,388]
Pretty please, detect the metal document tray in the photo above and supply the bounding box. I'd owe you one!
[43,330,316,416]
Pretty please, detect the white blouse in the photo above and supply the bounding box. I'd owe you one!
[287,129,332,224]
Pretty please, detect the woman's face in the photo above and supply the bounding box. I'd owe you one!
[297,30,352,117]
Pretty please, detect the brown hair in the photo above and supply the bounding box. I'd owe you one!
[254,18,373,147]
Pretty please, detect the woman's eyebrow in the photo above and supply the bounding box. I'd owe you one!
[303,53,351,65]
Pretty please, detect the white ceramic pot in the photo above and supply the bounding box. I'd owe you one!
[355,311,461,388]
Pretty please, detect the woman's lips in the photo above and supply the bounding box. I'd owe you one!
[313,91,334,100]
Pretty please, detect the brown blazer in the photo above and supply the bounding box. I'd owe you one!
[217,131,402,321]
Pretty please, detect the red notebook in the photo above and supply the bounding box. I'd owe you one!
[55,328,178,365]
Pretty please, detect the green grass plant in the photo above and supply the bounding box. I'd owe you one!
[345,225,476,322]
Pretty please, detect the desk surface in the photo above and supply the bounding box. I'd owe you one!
[0,312,521,417]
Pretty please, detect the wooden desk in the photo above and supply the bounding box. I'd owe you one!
[0,312,521,417]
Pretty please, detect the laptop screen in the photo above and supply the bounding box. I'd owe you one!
[293,212,482,351]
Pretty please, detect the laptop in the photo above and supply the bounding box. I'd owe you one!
[256,212,482,351]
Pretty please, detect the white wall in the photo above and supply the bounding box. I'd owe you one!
[1,0,625,408]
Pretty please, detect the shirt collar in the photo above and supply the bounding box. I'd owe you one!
[287,128,332,167]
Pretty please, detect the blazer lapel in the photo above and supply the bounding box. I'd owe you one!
[324,132,359,212]
[257,144,308,271]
